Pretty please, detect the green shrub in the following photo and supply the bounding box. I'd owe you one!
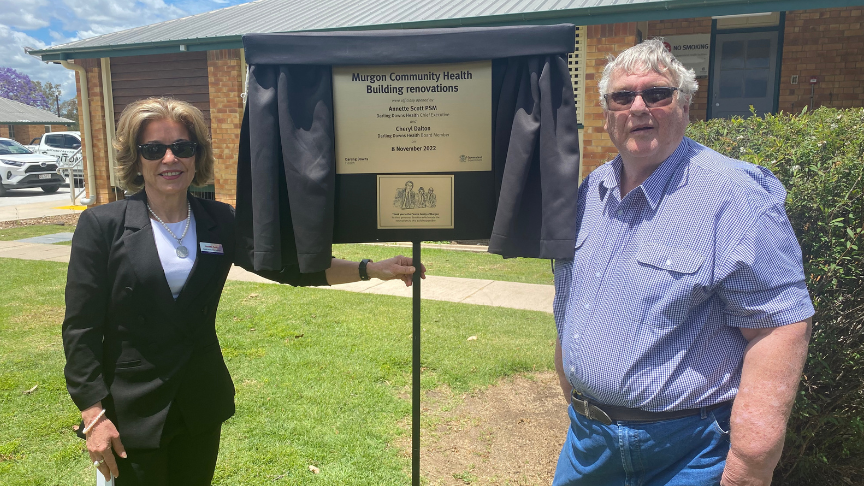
[687,107,864,485]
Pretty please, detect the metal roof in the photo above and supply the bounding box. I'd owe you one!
[30,0,864,60]
[0,97,74,125]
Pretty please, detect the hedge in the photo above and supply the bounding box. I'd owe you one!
[687,107,864,485]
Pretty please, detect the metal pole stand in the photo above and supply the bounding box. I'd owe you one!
[412,240,421,486]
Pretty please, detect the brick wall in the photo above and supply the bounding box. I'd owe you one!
[647,17,712,122]
[0,124,74,145]
[780,7,864,112]
[4,125,41,145]
[11,125,40,145]
[73,58,118,205]
[20,125,41,145]
[581,23,639,175]
[207,49,244,207]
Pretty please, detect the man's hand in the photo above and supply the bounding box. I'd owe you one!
[367,255,427,287]
[82,403,126,481]
[722,319,812,486]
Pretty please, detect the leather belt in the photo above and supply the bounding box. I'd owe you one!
[571,391,732,426]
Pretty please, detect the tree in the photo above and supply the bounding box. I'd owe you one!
[33,80,63,115]
[0,67,51,110]
[59,98,79,130]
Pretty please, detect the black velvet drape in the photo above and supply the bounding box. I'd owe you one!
[236,25,580,274]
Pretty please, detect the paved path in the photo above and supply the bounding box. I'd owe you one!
[0,198,84,222]
[0,240,554,314]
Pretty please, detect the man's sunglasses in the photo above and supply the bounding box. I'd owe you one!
[604,87,679,111]
[137,141,198,160]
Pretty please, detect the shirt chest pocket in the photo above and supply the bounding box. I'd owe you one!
[636,243,705,275]
[634,243,708,326]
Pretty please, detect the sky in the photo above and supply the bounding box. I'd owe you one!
[0,0,250,102]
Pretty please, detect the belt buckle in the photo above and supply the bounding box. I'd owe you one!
[571,392,613,426]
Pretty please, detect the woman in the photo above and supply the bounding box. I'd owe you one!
[62,97,423,485]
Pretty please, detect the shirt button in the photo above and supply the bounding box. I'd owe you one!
[595,272,601,277]
[666,259,672,266]
[584,303,591,309]
[616,209,623,216]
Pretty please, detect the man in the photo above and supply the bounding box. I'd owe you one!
[552,39,814,486]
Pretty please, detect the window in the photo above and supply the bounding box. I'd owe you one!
[45,134,65,148]
[64,134,81,149]
[45,125,52,133]
[7,125,14,139]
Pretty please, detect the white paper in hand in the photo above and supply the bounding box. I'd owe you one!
[96,471,115,486]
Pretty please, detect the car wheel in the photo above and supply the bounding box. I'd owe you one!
[41,185,60,194]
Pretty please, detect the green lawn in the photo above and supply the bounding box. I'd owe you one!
[0,225,554,284]
[0,258,556,485]
[336,243,552,285]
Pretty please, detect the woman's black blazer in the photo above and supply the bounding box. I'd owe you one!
[62,191,237,450]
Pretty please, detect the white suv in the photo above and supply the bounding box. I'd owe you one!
[0,138,66,195]
[26,131,84,180]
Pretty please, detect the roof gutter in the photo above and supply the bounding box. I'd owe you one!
[57,61,96,206]
[31,36,244,61]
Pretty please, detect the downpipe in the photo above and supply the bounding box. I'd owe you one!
[57,60,97,205]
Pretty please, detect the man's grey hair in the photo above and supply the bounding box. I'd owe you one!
[598,38,698,110]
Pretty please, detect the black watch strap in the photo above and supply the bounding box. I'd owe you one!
[359,259,373,281]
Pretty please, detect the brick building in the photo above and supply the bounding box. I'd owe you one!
[0,97,73,145]
[29,0,864,207]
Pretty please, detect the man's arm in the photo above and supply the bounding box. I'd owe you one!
[722,318,812,486]
[555,337,572,404]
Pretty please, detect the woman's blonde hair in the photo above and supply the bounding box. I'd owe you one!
[113,97,214,193]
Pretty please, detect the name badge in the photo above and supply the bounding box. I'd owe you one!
[200,242,224,254]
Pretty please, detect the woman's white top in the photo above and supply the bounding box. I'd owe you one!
[150,212,197,299]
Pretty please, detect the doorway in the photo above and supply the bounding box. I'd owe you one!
[710,31,779,118]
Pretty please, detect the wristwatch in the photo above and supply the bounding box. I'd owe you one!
[359,259,373,281]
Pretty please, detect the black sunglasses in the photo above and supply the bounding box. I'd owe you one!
[604,87,679,111]
[137,141,198,160]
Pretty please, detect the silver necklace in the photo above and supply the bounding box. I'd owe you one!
[147,201,192,258]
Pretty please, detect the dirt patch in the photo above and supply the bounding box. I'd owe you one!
[10,305,65,327]
[399,371,570,485]
[0,213,80,230]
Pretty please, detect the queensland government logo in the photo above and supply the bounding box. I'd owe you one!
[459,155,483,163]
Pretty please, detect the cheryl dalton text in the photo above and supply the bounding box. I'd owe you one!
[352,70,474,95]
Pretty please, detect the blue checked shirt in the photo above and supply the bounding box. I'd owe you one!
[553,137,814,412]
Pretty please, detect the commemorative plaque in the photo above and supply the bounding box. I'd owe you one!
[333,61,491,174]
[333,61,490,232]
[377,175,454,229]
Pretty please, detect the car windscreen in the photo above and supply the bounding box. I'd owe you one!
[0,140,33,155]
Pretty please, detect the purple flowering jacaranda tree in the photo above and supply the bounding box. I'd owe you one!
[0,67,51,111]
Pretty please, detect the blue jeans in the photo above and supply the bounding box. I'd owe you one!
[553,402,732,486]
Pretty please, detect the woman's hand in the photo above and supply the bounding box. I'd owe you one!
[82,404,127,480]
[367,255,427,287]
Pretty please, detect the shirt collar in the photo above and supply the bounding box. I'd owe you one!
[598,157,621,203]
[599,138,690,210]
